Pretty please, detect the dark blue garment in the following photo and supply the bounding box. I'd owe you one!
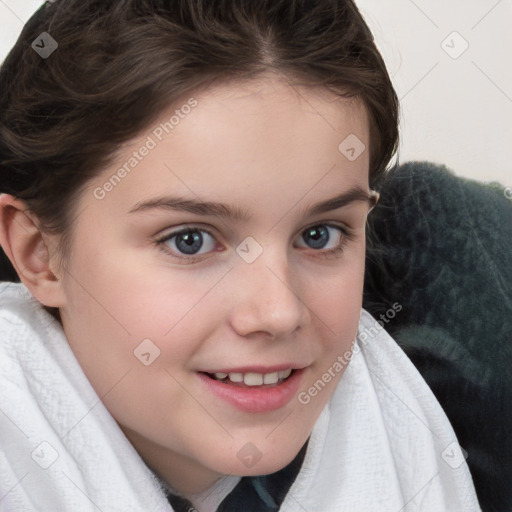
[167,438,309,512]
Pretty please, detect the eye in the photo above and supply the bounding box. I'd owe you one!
[156,227,217,257]
[295,224,348,251]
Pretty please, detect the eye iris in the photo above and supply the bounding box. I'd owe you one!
[176,230,203,254]
[304,226,329,249]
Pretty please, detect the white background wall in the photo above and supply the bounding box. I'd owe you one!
[1,0,511,187]
[356,0,511,187]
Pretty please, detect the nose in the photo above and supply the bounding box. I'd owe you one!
[228,254,311,339]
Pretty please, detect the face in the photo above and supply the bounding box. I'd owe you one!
[54,74,372,495]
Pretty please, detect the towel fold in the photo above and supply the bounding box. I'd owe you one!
[0,283,480,511]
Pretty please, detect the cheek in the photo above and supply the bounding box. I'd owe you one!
[300,248,366,402]
[59,237,230,391]
[308,247,366,337]
[294,267,364,418]
[64,231,223,335]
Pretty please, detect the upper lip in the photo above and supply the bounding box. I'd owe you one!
[200,364,308,374]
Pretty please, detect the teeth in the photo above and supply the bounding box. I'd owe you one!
[244,373,263,386]
[278,369,292,379]
[210,369,293,385]
[263,372,279,384]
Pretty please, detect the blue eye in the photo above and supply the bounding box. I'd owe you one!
[155,223,354,263]
[158,228,217,256]
[296,224,346,251]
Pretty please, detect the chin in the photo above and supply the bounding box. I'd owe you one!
[210,438,305,478]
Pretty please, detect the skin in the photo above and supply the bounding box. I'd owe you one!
[0,73,374,502]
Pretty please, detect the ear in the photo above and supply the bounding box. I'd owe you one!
[0,194,66,308]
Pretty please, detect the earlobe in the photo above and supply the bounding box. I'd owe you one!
[0,194,65,308]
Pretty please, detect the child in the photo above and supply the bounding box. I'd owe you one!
[0,1,480,511]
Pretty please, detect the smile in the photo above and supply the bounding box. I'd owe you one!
[207,369,293,387]
[197,368,306,413]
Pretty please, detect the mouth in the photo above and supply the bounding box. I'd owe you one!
[197,367,306,413]
[201,368,295,388]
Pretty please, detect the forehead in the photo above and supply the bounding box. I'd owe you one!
[182,74,369,156]
[84,74,370,218]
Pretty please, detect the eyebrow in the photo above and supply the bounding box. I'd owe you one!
[128,185,374,220]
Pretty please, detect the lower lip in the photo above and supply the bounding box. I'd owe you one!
[197,369,305,413]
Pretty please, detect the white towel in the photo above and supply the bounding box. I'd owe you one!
[0,282,481,511]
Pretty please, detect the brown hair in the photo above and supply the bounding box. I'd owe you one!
[0,0,398,279]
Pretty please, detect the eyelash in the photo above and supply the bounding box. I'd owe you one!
[154,223,356,264]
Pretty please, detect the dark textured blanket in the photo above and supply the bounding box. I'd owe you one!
[364,161,512,512]
[1,161,511,510]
